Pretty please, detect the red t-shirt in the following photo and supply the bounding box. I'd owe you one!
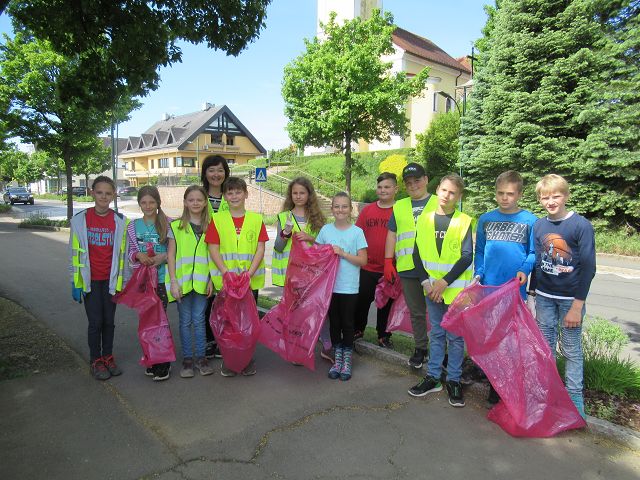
[85,208,116,281]
[355,201,394,273]
[204,215,269,245]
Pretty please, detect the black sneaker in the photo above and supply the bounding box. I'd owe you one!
[144,367,154,377]
[153,364,171,382]
[205,342,217,359]
[446,380,466,407]
[407,348,428,369]
[378,337,394,349]
[408,375,442,397]
[487,384,500,405]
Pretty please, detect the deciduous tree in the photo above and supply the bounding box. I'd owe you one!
[282,10,428,193]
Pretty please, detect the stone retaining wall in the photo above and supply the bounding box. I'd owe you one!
[158,184,284,216]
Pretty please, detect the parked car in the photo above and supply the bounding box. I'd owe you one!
[3,187,34,205]
[117,186,138,197]
[61,186,88,196]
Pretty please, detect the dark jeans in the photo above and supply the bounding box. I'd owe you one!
[84,280,116,362]
[354,269,392,339]
[328,293,357,348]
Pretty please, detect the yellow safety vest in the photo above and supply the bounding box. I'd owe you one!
[393,195,438,272]
[415,210,474,305]
[210,211,266,290]
[207,197,229,218]
[271,211,317,286]
[166,219,213,301]
[71,215,128,294]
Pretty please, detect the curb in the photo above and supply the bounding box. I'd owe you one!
[354,338,640,449]
[18,223,70,232]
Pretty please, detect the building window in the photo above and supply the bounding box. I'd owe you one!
[226,135,234,146]
[159,157,169,168]
[130,162,135,171]
[176,157,195,167]
[433,92,438,112]
[212,133,223,144]
[150,159,154,169]
[445,97,453,113]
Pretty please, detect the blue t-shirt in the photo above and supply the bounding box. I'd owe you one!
[134,218,168,279]
[316,223,368,294]
[474,209,537,299]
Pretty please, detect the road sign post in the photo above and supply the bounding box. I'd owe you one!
[255,167,267,214]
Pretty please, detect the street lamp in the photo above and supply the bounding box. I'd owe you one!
[435,90,462,116]
[435,90,464,210]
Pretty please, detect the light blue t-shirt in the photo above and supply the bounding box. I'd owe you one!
[316,223,368,294]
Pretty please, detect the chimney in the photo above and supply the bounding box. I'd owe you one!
[201,102,213,111]
[162,113,170,121]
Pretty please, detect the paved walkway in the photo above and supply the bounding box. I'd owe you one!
[0,217,639,479]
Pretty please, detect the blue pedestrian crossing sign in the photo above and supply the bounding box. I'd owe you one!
[255,167,267,182]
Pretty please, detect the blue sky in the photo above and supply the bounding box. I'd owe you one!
[0,1,488,150]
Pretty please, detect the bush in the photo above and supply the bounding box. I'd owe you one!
[20,212,69,228]
[580,317,640,399]
[0,204,11,213]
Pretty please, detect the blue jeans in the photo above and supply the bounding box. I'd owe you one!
[177,292,208,359]
[426,298,465,383]
[535,295,584,406]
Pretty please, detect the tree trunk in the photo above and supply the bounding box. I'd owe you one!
[344,132,352,194]
[85,173,89,195]
[65,154,74,220]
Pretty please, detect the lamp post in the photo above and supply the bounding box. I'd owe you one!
[435,90,464,210]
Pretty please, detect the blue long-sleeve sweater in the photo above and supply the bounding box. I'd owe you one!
[474,209,537,299]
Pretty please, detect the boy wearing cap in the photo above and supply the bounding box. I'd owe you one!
[384,163,438,368]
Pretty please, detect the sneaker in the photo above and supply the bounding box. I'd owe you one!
[408,375,442,397]
[90,358,111,381]
[180,359,195,378]
[206,342,222,359]
[487,384,500,405]
[378,337,394,349]
[102,354,122,376]
[144,367,154,377]
[407,348,428,369]
[446,381,466,407]
[195,357,214,376]
[320,347,334,364]
[353,330,364,341]
[241,359,257,376]
[220,362,237,377]
[153,364,171,382]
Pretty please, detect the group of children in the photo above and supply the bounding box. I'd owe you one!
[68,155,595,418]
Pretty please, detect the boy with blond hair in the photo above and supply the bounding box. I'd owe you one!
[533,174,596,418]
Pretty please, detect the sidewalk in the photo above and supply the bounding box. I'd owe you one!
[1,218,640,480]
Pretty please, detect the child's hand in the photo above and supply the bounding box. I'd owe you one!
[332,245,344,257]
[206,281,214,298]
[170,280,182,302]
[71,283,83,303]
[294,231,314,243]
[563,306,582,328]
[515,271,528,285]
[428,279,448,303]
[136,252,155,266]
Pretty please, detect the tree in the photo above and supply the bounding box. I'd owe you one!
[13,150,49,186]
[73,139,112,194]
[460,0,640,227]
[7,0,271,113]
[282,9,429,193]
[415,111,460,189]
[0,32,137,219]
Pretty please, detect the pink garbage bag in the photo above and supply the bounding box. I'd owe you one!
[375,278,427,335]
[210,271,261,373]
[113,265,176,367]
[442,278,586,437]
[259,238,339,370]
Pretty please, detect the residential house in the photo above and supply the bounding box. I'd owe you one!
[119,103,266,186]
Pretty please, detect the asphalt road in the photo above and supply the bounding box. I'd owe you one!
[0,217,639,479]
